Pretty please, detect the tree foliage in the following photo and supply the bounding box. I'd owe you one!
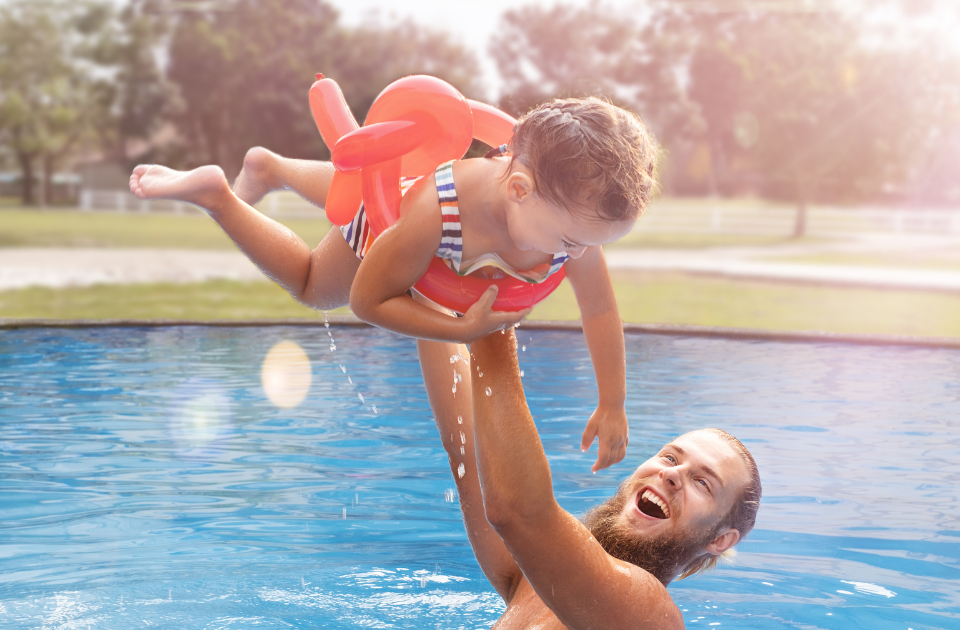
[163,0,481,177]
[492,0,960,211]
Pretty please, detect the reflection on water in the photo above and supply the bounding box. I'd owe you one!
[0,326,958,629]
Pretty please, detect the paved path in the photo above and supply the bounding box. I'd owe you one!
[0,248,263,291]
[3,236,960,292]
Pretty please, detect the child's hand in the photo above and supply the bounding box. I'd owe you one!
[462,286,531,342]
[580,404,629,473]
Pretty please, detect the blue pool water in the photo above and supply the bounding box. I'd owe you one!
[1,325,958,629]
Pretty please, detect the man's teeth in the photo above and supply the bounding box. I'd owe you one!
[641,490,671,518]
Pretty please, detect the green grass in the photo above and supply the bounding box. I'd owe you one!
[0,279,348,320]
[0,206,814,251]
[4,273,960,338]
[529,271,960,337]
[0,208,332,250]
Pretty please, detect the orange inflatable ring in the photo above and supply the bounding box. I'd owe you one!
[308,74,565,313]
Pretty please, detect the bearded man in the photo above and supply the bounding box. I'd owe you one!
[417,330,762,630]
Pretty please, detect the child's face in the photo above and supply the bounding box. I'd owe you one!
[507,192,635,258]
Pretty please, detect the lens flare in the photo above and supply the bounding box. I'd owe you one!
[168,379,233,460]
[261,340,312,408]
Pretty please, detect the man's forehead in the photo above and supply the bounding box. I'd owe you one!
[646,431,747,483]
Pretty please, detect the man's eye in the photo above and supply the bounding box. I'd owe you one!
[697,478,708,487]
[662,454,676,464]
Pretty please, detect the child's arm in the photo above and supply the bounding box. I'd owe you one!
[350,178,529,342]
[563,246,629,473]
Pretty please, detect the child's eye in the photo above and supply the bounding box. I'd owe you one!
[561,239,576,249]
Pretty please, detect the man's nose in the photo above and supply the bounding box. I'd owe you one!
[659,465,684,488]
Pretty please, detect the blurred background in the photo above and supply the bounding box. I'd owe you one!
[2,0,960,336]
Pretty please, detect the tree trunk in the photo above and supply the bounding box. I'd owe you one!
[42,153,55,207]
[793,198,808,239]
[17,152,35,206]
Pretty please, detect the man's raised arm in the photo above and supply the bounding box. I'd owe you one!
[469,330,683,630]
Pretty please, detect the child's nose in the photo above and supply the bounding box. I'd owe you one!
[567,246,587,259]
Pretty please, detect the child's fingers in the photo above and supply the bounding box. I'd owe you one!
[580,422,599,452]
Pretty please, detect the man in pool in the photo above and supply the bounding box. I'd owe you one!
[417,330,761,630]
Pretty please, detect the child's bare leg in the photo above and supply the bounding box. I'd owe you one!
[232,147,334,207]
[129,163,358,310]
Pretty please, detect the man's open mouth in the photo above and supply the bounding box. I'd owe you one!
[637,489,671,519]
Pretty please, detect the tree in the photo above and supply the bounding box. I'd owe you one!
[163,0,481,177]
[0,0,106,205]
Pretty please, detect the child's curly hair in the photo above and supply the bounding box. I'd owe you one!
[508,97,659,222]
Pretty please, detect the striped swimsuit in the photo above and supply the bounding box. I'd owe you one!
[341,160,569,284]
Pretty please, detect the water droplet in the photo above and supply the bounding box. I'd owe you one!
[485,387,492,396]
[168,589,172,601]
[478,371,483,377]
[329,343,336,352]
[460,446,465,455]
[521,345,526,352]
[347,376,353,384]
[371,404,378,414]
[457,463,465,478]
[324,322,330,329]
[520,370,524,377]
[340,365,346,373]
[444,488,455,502]
[460,431,466,444]
[358,393,365,403]
[342,507,346,519]
[457,415,462,424]
[452,384,457,394]
[420,575,428,587]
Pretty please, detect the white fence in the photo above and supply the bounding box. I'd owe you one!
[637,203,960,238]
[78,188,960,237]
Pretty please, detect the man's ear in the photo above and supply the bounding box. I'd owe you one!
[505,171,534,204]
[704,528,740,556]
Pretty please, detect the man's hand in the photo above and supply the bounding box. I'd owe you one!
[580,404,629,473]
[461,286,531,342]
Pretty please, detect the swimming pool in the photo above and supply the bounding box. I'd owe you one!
[1,325,958,629]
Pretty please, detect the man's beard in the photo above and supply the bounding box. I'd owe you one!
[581,478,719,585]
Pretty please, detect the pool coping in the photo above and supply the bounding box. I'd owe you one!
[2,316,960,349]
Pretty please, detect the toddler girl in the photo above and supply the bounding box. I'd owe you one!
[129,96,659,472]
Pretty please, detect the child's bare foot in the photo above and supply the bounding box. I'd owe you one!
[129,164,231,211]
[232,147,281,205]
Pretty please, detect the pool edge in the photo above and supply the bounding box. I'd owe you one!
[3,316,959,349]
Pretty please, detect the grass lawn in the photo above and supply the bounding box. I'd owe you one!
[4,272,960,338]
[0,208,332,250]
[0,207,809,251]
